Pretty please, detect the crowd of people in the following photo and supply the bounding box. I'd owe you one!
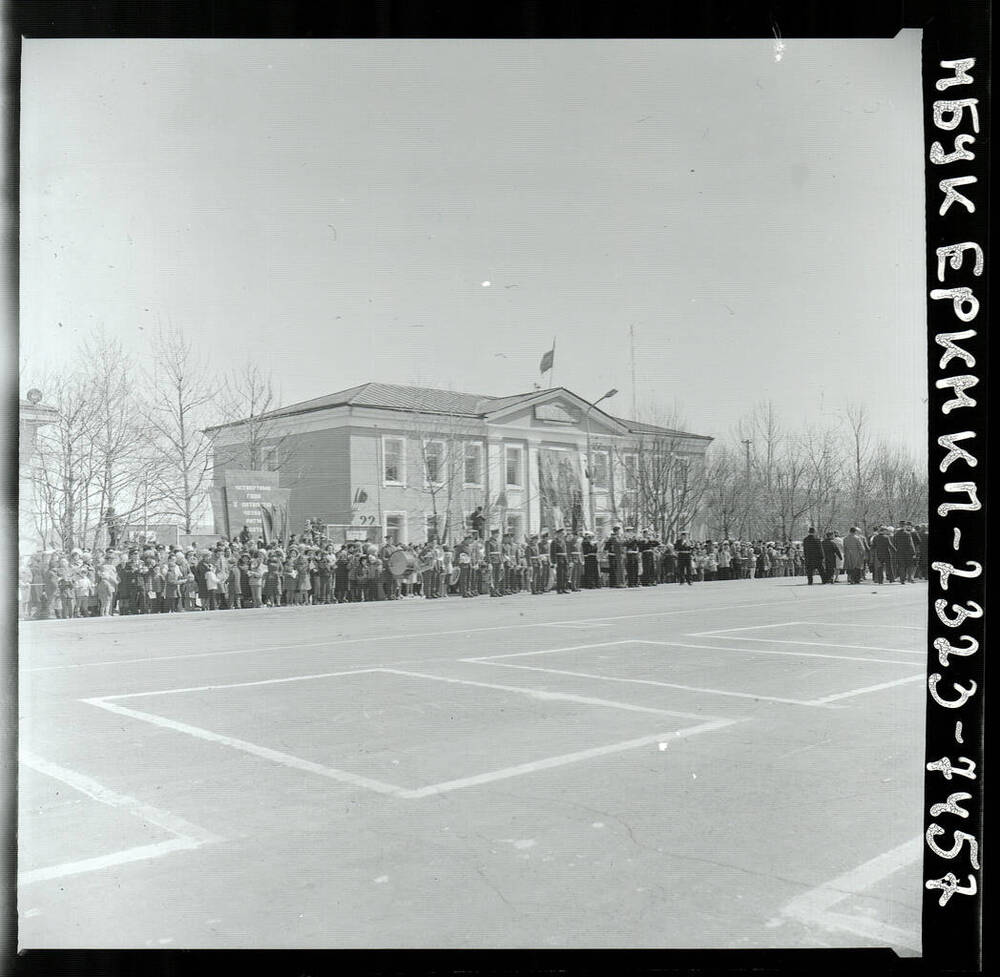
[19,520,929,620]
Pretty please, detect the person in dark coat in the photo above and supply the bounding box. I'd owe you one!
[802,528,824,585]
[893,522,917,584]
[550,529,569,594]
[674,532,694,586]
[582,531,601,588]
[116,554,139,615]
[604,527,624,588]
[639,531,657,586]
[820,532,842,584]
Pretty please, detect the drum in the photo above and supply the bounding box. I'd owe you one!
[448,566,461,586]
[388,549,416,577]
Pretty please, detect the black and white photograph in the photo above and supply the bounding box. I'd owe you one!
[10,11,984,963]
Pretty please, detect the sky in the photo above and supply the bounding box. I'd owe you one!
[19,35,927,454]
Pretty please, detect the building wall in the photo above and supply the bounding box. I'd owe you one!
[209,400,712,542]
[212,427,353,535]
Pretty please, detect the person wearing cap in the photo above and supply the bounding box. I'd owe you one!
[674,531,694,586]
[843,527,868,584]
[550,527,569,594]
[522,534,538,594]
[893,521,917,584]
[485,529,503,597]
[581,530,600,588]
[870,526,895,584]
[537,529,552,593]
[604,526,624,588]
[117,552,140,615]
[563,527,580,592]
[819,532,841,584]
[801,528,823,585]
[915,523,929,579]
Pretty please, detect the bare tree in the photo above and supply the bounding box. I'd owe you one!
[216,361,297,473]
[141,328,217,532]
[81,330,154,550]
[702,444,748,539]
[844,403,877,531]
[30,369,99,551]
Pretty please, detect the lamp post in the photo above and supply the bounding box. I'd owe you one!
[585,388,618,532]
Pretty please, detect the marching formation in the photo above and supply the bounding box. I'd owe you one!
[19,521,928,620]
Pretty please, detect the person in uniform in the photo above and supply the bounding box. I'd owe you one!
[550,528,569,594]
[624,528,640,587]
[419,539,437,599]
[640,529,658,586]
[582,531,600,588]
[537,529,552,593]
[486,529,503,597]
[674,531,694,585]
[605,526,624,587]
[566,528,582,592]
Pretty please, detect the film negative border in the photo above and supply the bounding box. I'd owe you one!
[922,1,988,970]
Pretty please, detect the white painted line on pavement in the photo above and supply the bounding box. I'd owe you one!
[469,660,833,708]
[813,911,920,954]
[20,752,220,844]
[18,752,221,887]
[97,667,380,701]
[773,835,922,952]
[691,621,802,636]
[83,699,407,796]
[82,670,736,801]
[464,640,634,662]
[800,622,925,631]
[684,635,922,655]
[809,674,926,704]
[376,667,713,719]
[399,719,739,799]
[19,839,200,886]
[472,638,919,668]
[24,593,891,673]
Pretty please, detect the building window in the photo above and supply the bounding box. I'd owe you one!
[505,444,523,488]
[591,450,609,489]
[621,453,639,491]
[385,512,406,545]
[464,442,483,486]
[383,436,405,485]
[423,440,445,485]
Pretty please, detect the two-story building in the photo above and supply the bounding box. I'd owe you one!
[206,382,712,544]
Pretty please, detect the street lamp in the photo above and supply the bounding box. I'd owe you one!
[585,388,618,532]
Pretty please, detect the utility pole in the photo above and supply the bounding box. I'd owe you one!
[741,438,752,539]
[629,324,637,421]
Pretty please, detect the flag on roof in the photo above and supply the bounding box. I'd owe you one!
[539,347,555,375]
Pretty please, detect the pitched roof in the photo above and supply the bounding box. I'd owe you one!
[612,416,713,441]
[205,381,711,441]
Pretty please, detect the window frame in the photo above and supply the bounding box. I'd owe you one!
[382,435,406,487]
[591,449,610,490]
[384,510,407,545]
[463,440,485,488]
[422,438,446,487]
[505,443,524,489]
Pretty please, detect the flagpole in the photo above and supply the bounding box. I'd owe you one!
[548,336,556,389]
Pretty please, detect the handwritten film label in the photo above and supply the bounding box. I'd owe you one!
[923,49,984,957]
